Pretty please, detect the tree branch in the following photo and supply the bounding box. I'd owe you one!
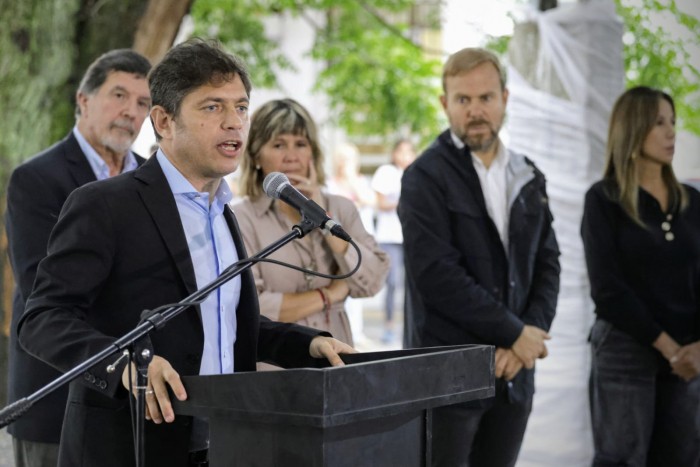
[357,1,446,56]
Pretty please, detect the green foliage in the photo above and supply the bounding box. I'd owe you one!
[615,0,700,135]
[310,3,442,143]
[191,0,296,89]
[0,0,80,172]
[189,0,443,143]
[484,34,511,58]
[0,0,155,174]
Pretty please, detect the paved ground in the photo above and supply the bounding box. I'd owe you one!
[0,428,13,467]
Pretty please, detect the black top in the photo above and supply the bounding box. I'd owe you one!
[582,179,700,345]
[5,132,144,442]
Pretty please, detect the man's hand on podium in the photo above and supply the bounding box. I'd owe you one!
[309,336,356,367]
[118,338,355,424]
[122,355,187,424]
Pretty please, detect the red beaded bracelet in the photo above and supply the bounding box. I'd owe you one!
[316,287,331,324]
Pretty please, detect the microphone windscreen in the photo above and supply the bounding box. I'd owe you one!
[262,172,289,199]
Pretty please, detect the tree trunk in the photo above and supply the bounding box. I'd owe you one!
[133,0,194,64]
[0,0,189,407]
[1,195,10,407]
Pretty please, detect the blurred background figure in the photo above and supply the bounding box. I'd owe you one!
[5,49,151,467]
[327,142,376,232]
[326,142,377,345]
[371,138,416,344]
[581,86,700,467]
[233,98,389,367]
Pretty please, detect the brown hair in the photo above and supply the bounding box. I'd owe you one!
[442,48,506,93]
[148,38,251,141]
[604,86,685,224]
[239,98,325,198]
[76,49,151,117]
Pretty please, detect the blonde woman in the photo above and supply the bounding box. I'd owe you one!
[232,99,389,350]
[582,86,700,466]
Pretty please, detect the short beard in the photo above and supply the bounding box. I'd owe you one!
[101,134,134,155]
[102,120,136,154]
[464,133,497,153]
[455,119,501,153]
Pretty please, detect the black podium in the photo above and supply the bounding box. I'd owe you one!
[172,345,494,466]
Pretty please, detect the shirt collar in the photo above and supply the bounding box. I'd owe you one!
[249,193,276,218]
[156,149,233,206]
[450,130,509,170]
[72,126,138,179]
[450,130,466,150]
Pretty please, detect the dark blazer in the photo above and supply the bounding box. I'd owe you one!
[17,156,321,467]
[5,132,145,443]
[399,130,560,401]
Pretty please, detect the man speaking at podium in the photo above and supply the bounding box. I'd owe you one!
[17,39,353,467]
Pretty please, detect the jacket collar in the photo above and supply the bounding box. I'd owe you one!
[61,132,98,188]
[133,157,199,296]
[436,129,536,211]
[506,150,536,210]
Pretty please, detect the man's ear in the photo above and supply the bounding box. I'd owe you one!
[440,94,448,112]
[76,91,89,117]
[150,106,173,140]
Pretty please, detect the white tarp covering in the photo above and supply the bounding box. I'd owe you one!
[505,2,625,466]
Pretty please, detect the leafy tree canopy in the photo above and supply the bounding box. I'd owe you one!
[617,0,699,135]
[190,0,444,145]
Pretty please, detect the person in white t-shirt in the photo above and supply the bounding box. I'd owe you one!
[326,142,378,344]
[371,138,416,343]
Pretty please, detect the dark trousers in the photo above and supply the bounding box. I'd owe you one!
[431,381,532,467]
[379,242,404,322]
[187,449,208,467]
[590,319,700,467]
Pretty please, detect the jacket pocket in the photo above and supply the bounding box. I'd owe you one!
[446,196,484,218]
[445,198,491,260]
[589,319,614,354]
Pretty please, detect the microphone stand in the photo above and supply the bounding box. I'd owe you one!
[0,218,318,467]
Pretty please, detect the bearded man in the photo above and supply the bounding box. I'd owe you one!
[398,47,561,467]
[6,49,152,467]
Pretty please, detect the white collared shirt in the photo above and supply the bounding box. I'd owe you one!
[452,132,510,249]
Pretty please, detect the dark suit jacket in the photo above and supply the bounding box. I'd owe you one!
[399,130,560,402]
[5,132,145,443]
[17,156,321,467]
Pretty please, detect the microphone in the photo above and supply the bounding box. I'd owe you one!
[263,172,351,241]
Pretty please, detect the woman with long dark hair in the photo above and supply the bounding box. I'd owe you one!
[582,86,700,466]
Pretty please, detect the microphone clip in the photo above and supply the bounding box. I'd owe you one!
[293,216,319,238]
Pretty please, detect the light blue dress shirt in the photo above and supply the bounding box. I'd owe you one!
[73,126,139,180]
[155,150,240,376]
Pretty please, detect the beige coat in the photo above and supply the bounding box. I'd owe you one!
[231,192,389,348]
